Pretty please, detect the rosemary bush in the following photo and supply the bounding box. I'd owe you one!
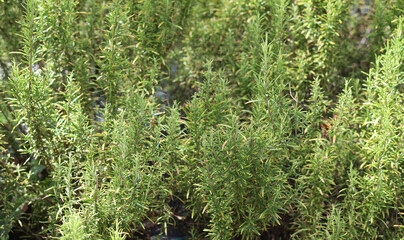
[0,0,403,239]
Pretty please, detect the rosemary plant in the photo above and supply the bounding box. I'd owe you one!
[0,0,403,239]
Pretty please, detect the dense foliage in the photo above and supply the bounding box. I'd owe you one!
[0,0,403,239]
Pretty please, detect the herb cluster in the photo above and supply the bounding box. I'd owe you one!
[0,0,403,239]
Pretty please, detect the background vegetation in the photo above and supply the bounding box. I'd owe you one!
[0,0,403,239]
